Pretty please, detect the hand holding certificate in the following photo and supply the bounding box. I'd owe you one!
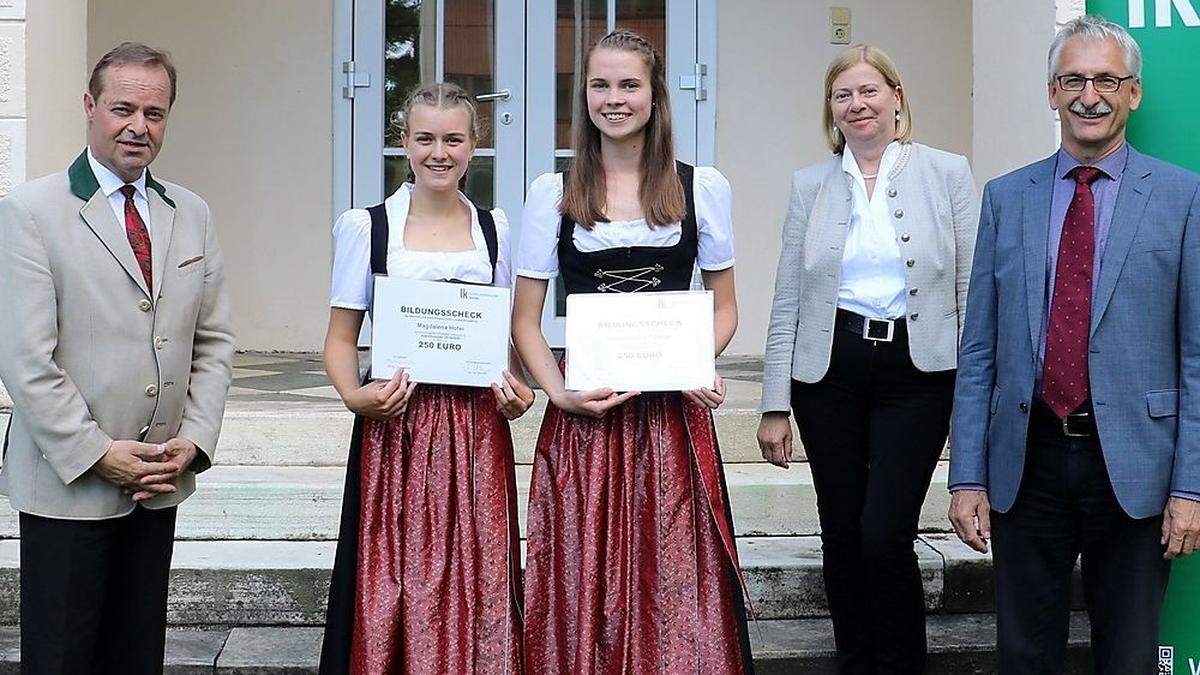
[565,290,715,392]
[371,277,511,387]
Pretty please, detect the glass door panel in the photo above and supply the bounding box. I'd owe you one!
[381,0,499,209]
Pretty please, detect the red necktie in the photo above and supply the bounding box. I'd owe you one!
[1042,166,1102,419]
[120,184,153,291]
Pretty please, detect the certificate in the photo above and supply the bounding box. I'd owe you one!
[371,277,511,387]
[565,290,715,392]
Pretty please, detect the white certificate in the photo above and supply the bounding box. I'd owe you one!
[565,290,715,392]
[371,277,511,387]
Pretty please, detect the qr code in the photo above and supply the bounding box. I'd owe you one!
[1159,646,1174,675]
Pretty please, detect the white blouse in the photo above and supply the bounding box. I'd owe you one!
[329,183,512,311]
[837,141,908,320]
[515,166,736,279]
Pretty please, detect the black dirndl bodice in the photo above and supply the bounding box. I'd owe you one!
[557,162,698,295]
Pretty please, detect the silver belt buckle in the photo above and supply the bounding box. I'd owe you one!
[1062,412,1091,437]
[863,318,895,342]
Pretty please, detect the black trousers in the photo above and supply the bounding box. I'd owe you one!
[791,318,956,675]
[992,400,1170,675]
[19,505,178,675]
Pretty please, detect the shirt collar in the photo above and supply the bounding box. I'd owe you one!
[1056,141,1129,182]
[842,140,902,181]
[87,147,148,200]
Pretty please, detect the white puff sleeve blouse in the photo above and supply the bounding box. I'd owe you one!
[515,166,735,279]
[329,183,512,311]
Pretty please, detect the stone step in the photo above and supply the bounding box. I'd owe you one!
[0,533,1082,625]
[207,383,783,466]
[0,462,955,540]
[0,614,1095,674]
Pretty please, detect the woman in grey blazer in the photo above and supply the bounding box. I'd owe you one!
[756,45,978,674]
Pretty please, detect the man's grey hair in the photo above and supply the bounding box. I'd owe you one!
[1048,14,1143,82]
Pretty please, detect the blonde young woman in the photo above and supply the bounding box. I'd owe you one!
[757,45,978,674]
[319,83,534,675]
[512,29,753,675]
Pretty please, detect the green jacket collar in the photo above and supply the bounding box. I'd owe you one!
[68,149,176,208]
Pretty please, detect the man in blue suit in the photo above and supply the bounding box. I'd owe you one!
[948,15,1200,674]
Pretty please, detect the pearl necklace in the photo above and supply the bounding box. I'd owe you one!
[861,173,878,180]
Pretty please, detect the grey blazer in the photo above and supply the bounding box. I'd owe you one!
[0,151,235,519]
[761,143,979,413]
[949,148,1200,518]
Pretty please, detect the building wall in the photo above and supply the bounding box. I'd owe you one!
[0,0,23,408]
[973,0,1059,183]
[88,0,336,351]
[27,0,86,179]
[714,0,974,355]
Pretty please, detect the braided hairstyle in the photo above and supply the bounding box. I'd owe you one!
[560,29,686,229]
[393,82,482,190]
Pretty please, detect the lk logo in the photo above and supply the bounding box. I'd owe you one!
[1129,0,1200,27]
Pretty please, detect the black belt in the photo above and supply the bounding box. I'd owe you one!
[835,309,907,342]
[1032,398,1097,438]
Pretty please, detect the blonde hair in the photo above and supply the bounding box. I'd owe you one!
[561,29,685,229]
[393,82,481,189]
[822,44,913,154]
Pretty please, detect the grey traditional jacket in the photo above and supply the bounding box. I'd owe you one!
[760,142,979,413]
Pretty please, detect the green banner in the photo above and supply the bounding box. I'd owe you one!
[1084,2,1200,673]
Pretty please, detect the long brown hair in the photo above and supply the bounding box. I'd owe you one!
[560,29,685,229]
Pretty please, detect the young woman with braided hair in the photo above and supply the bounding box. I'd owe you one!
[319,82,533,675]
[513,30,754,674]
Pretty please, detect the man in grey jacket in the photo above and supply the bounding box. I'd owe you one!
[948,16,1200,674]
[0,43,233,674]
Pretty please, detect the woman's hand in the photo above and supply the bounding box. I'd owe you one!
[492,370,536,420]
[344,368,418,420]
[552,388,639,418]
[684,374,727,409]
[756,412,794,469]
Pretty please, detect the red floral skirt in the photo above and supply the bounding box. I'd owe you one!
[320,384,523,675]
[522,392,753,674]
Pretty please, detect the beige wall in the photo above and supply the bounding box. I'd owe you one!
[88,0,335,351]
[714,0,973,355]
[972,0,1058,184]
[27,0,87,179]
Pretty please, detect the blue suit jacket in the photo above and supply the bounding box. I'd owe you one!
[949,147,1200,518]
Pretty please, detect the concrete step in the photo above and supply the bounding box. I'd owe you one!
[207,381,783,466]
[0,614,1096,674]
[0,533,1081,625]
[0,462,955,540]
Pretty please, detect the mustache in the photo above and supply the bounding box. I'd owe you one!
[1069,99,1113,116]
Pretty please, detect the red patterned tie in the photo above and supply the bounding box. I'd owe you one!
[120,184,153,291]
[1042,166,1102,419]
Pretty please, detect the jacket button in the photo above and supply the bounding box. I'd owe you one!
[154,336,168,350]
[145,384,159,397]
[887,187,897,198]
[909,287,918,296]
[1019,402,1029,413]
[906,258,915,267]
[894,208,904,219]
[138,299,152,312]
[910,312,919,320]
[900,233,911,242]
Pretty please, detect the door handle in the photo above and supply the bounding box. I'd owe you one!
[475,89,512,102]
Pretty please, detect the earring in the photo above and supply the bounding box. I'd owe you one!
[895,109,901,121]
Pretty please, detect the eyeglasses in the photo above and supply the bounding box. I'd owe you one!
[1055,74,1136,93]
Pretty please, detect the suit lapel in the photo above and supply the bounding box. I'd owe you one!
[1022,157,1056,356]
[146,182,177,301]
[1090,150,1151,336]
[79,186,153,300]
